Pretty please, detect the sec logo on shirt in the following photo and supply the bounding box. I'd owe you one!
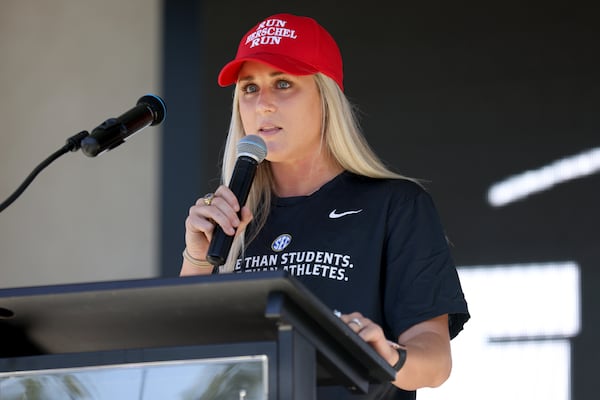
[271,234,292,252]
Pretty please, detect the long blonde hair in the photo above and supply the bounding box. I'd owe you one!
[218,73,413,272]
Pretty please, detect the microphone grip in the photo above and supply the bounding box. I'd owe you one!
[206,156,259,266]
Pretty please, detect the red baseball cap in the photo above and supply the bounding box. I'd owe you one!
[218,13,344,91]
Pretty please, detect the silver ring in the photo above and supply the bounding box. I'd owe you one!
[349,318,363,329]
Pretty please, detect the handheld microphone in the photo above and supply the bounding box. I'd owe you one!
[206,134,268,266]
[80,94,166,157]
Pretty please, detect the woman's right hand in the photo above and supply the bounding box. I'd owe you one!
[180,185,253,276]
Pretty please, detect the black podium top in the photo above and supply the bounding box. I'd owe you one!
[0,271,395,384]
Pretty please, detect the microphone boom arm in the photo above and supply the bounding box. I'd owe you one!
[0,130,89,213]
[0,94,166,214]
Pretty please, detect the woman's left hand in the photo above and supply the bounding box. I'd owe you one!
[340,312,399,367]
[340,312,452,390]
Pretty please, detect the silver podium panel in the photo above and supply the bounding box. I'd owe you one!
[0,355,268,400]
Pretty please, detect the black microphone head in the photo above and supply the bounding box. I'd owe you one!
[137,94,167,126]
[237,135,267,163]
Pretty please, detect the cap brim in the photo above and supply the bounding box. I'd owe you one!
[217,53,319,87]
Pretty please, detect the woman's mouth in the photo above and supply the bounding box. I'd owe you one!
[258,126,281,135]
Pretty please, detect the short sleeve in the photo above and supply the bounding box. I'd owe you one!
[383,184,469,339]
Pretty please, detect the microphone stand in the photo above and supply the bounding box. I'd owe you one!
[0,131,89,213]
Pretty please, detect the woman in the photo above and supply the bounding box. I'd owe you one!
[181,13,469,399]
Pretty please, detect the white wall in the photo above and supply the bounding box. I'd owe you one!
[0,1,162,288]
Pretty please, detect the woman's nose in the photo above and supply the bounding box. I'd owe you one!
[257,90,276,113]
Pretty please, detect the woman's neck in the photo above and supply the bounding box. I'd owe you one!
[271,156,343,197]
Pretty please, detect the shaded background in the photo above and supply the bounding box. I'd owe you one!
[1,1,598,399]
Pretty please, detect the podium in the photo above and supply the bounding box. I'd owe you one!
[0,271,395,399]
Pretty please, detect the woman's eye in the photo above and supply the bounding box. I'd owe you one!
[276,80,291,89]
[242,83,258,94]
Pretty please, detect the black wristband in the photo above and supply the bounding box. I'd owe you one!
[392,346,407,371]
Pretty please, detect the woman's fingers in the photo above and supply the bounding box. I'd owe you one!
[189,186,241,235]
[341,312,389,349]
[204,195,240,235]
[185,186,253,257]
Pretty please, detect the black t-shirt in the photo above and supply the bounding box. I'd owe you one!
[236,171,470,399]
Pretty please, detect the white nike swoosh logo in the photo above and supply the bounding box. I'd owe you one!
[329,209,363,219]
